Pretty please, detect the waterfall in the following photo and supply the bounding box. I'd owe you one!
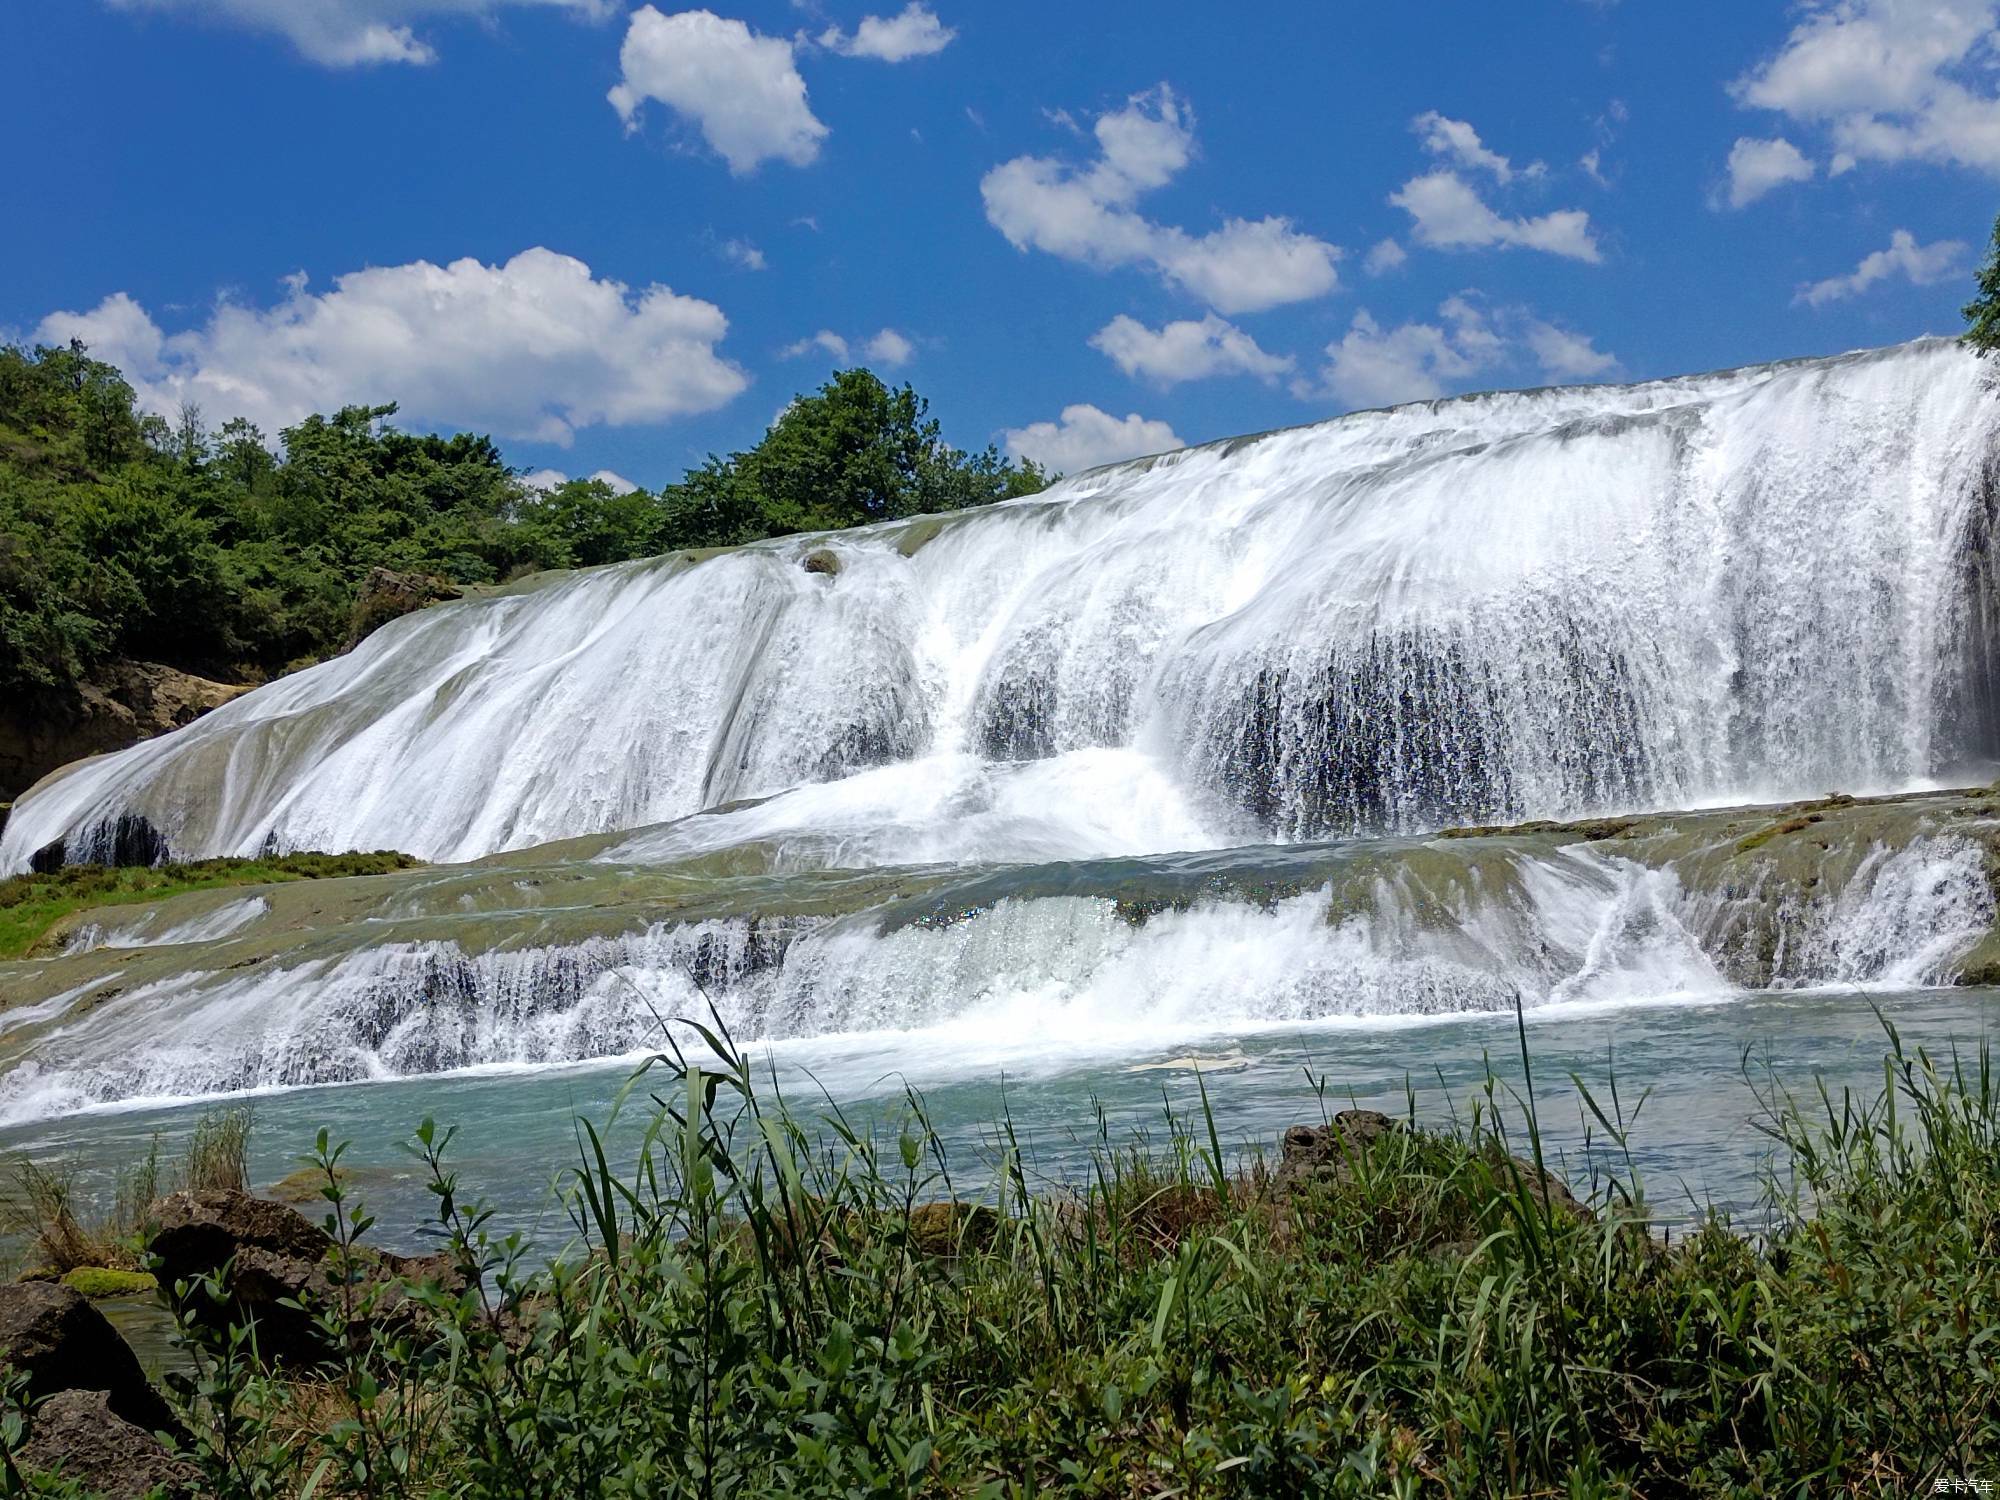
[4,338,1995,873]
[3,823,1991,1124]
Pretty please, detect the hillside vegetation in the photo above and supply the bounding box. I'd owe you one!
[0,343,1049,700]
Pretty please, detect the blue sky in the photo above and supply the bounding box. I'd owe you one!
[6,0,1998,486]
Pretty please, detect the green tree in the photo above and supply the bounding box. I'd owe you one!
[1965,211,2000,354]
[0,344,1050,699]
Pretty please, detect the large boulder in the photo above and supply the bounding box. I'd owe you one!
[0,1282,175,1435]
[149,1188,457,1366]
[16,1389,198,1499]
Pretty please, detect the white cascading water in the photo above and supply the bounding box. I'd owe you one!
[1,339,1997,1122]
[3,339,1996,871]
[2,832,1991,1124]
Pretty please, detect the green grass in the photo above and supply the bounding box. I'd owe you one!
[2,1107,253,1283]
[0,850,420,958]
[13,1008,1988,1496]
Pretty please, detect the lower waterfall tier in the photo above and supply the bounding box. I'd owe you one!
[3,785,1995,1124]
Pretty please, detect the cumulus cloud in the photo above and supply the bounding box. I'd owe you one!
[1721,136,1816,207]
[104,0,610,66]
[719,238,767,270]
[981,84,1341,313]
[1795,227,1968,304]
[1412,111,1544,183]
[1390,170,1602,261]
[1002,404,1184,472]
[523,467,642,493]
[1734,0,2000,174]
[817,3,954,60]
[1303,297,1617,409]
[32,247,748,446]
[781,330,852,360]
[1363,238,1408,276]
[1522,319,1620,379]
[778,327,915,366]
[863,328,915,365]
[1089,313,1292,387]
[609,7,826,174]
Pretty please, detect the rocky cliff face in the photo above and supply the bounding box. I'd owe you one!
[0,660,247,803]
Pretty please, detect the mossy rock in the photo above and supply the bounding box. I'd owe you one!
[59,1266,157,1299]
[264,1164,351,1204]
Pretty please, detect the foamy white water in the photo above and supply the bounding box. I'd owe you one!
[5,339,1996,872]
[2,831,1987,1124]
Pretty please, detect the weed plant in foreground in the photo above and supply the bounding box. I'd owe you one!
[6,1007,1997,1497]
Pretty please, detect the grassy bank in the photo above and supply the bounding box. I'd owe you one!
[0,851,420,958]
[8,1011,1998,1496]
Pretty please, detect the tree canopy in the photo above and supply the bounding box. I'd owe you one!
[1965,212,2000,356]
[0,346,1050,697]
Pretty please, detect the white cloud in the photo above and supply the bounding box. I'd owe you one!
[863,328,916,365]
[33,247,747,446]
[609,7,826,175]
[981,84,1341,313]
[523,467,641,493]
[817,3,954,60]
[780,330,852,360]
[777,327,914,367]
[1721,136,1816,206]
[1734,0,2000,174]
[1304,297,1617,409]
[104,0,610,66]
[1412,111,1544,183]
[1313,307,1494,410]
[1390,170,1602,261]
[1363,237,1407,276]
[719,238,767,270]
[1795,227,1968,304]
[1522,319,1620,379]
[1002,404,1184,472]
[1089,313,1292,387]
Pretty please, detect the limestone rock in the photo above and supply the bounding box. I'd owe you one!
[347,567,461,648]
[150,1188,458,1366]
[0,1282,175,1434]
[17,1389,199,1500]
[0,661,246,801]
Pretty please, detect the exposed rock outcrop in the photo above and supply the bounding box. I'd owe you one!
[0,661,246,801]
[348,567,460,647]
[15,1389,198,1499]
[149,1188,457,1366]
[0,1282,176,1433]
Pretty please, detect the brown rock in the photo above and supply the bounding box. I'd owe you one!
[347,568,460,648]
[17,1389,199,1499]
[149,1188,459,1367]
[0,1282,176,1434]
[0,661,246,801]
[801,548,843,576]
[1272,1109,1404,1195]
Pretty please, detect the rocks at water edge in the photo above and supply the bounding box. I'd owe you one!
[0,1282,176,1434]
[0,1283,192,1497]
[14,1390,199,1500]
[149,1187,459,1366]
[1274,1109,1591,1221]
